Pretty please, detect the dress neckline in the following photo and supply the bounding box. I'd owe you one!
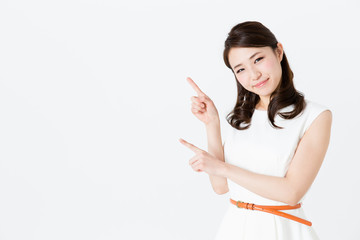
[255,108,267,112]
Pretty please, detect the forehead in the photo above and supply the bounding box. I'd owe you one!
[228,46,272,69]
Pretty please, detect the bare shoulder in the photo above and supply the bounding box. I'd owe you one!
[302,109,332,147]
[309,110,332,133]
[318,109,332,121]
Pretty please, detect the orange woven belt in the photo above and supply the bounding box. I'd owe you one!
[229,198,312,226]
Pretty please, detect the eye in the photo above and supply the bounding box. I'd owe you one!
[236,57,264,74]
[236,68,244,74]
[254,57,263,63]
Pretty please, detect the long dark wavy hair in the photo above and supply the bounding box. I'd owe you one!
[223,21,306,130]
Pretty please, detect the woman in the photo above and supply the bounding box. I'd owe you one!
[179,21,332,239]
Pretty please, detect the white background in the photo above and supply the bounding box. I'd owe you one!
[0,0,359,239]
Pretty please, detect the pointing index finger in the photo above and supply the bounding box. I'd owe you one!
[186,77,206,97]
[179,138,202,153]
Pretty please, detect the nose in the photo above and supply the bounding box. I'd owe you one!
[250,68,261,81]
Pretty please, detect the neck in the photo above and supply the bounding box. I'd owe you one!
[256,97,270,110]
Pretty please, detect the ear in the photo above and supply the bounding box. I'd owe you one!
[276,42,284,62]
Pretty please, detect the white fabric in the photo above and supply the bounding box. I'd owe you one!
[215,99,330,240]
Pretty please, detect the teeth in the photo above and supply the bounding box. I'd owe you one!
[257,80,266,87]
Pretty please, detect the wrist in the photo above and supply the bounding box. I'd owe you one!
[205,119,220,128]
[218,161,229,177]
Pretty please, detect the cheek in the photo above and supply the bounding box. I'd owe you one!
[263,59,282,75]
[236,76,248,87]
[263,60,275,71]
[236,77,252,91]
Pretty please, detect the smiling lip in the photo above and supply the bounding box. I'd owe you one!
[254,78,269,87]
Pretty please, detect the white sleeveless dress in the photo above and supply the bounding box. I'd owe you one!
[215,99,330,240]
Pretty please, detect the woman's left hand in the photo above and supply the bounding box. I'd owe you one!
[179,138,226,176]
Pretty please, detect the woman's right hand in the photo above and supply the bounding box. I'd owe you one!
[186,77,220,125]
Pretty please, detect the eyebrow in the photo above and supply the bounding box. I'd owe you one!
[233,51,262,70]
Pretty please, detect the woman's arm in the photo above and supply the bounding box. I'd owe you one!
[206,121,229,195]
[218,110,332,205]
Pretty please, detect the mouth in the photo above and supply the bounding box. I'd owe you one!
[254,78,269,88]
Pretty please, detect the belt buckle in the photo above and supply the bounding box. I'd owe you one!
[236,200,244,208]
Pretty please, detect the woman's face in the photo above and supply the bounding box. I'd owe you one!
[228,43,284,103]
